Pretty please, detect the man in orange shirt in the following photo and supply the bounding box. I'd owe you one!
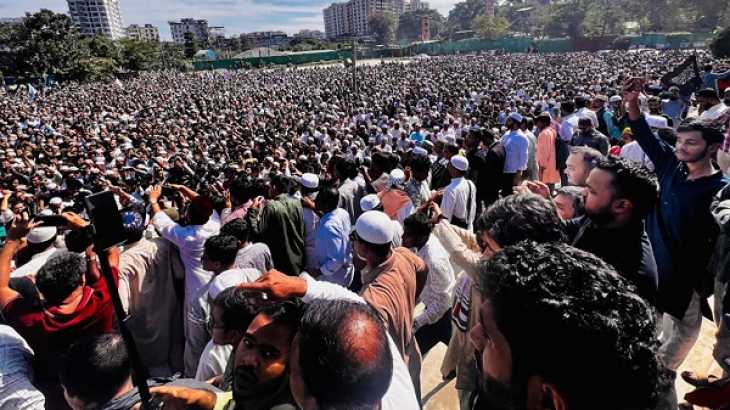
[535,113,560,190]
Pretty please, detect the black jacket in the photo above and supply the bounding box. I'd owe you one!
[566,216,659,305]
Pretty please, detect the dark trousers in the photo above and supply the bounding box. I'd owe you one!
[415,310,453,356]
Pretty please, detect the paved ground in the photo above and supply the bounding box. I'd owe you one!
[419,316,720,409]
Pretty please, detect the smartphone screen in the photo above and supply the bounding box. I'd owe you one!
[84,191,126,250]
[34,214,67,227]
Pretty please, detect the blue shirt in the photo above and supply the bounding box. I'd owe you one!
[661,99,685,124]
[315,208,354,287]
[502,130,529,173]
[704,69,730,90]
[630,116,729,318]
[409,131,424,143]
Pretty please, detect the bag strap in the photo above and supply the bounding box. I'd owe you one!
[465,180,473,225]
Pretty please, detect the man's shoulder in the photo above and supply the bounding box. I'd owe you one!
[246,242,271,254]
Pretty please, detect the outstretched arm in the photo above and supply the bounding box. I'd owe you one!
[0,216,35,308]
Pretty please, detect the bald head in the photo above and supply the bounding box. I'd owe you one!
[297,300,392,409]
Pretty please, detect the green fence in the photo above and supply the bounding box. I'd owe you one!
[403,32,711,57]
[193,49,351,70]
[194,32,712,71]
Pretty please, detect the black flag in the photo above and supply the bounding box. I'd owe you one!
[661,54,702,97]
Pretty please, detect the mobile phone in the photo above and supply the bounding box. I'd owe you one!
[84,191,126,250]
[34,214,67,227]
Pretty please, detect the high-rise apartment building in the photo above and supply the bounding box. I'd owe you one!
[126,24,160,42]
[169,18,209,43]
[67,0,125,39]
[323,0,407,39]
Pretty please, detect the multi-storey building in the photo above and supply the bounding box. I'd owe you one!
[240,31,290,49]
[126,23,160,42]
[323,0,407,39]
[67,0,125,39]
[294,29,326,40]
[169,18,209,43]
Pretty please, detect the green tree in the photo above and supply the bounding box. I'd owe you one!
[369,12,396,44]
[87,34,120,59]
[397,9,445,43]
[471,15,510,39]
[13,9,91,80]
[446,0,488,34]
[118,38,160,71]
[538,1,588,38]
[183,32,198,58]
[711,26,730,58]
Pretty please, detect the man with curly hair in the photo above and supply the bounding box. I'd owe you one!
[471,241,675,410]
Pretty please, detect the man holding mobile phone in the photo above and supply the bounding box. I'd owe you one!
[625,77,729,375]
[0,213,119,405]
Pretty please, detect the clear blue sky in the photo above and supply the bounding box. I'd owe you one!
[1,0,460,40]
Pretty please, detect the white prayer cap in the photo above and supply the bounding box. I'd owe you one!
[450,155,469,172]
[646,115,669,130]
[27,226,57,244]
[300,173,319,189]
[208,269,251,300]
[412,147,428,156]
[609,95,622,103]
[49,197,63,206]
[389,168,406,186]
[355,211,394,245]
[508,112,524,123]
[360,194,381,212]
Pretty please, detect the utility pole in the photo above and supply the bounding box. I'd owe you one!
[352,37,357,96]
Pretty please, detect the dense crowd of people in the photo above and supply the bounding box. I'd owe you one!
[1,49,730,409]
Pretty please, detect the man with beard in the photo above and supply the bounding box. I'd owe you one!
[565,155,659,303]
[697,88,729,124]
[571,117,610,156]
[626,78,729,373]
[151,300,304,410]
[469,241,675,410]
[564,146,603,187]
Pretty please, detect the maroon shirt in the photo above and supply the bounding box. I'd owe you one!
[2,267,117,380]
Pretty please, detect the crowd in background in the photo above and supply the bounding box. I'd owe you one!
[0,49,730,409]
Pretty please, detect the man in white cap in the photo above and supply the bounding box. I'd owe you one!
[378,168,415,224]
[351,211,427,397]
[48,197,64,213]
[239,210,427,404]
[441,155,477,230]
[360,194,403,248]
[501,112,530,190]
[299,173,320,274]
[10,225,59,279]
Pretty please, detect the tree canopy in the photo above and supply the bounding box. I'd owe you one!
[472,15,510,40]
[397,9,446,43]
[369,12,397,45]
[0,9,188,82]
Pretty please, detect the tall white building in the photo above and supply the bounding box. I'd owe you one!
[67,0,125,39]
[323,0,405,39]
[126,24,160,42]
[169,18,209,43]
